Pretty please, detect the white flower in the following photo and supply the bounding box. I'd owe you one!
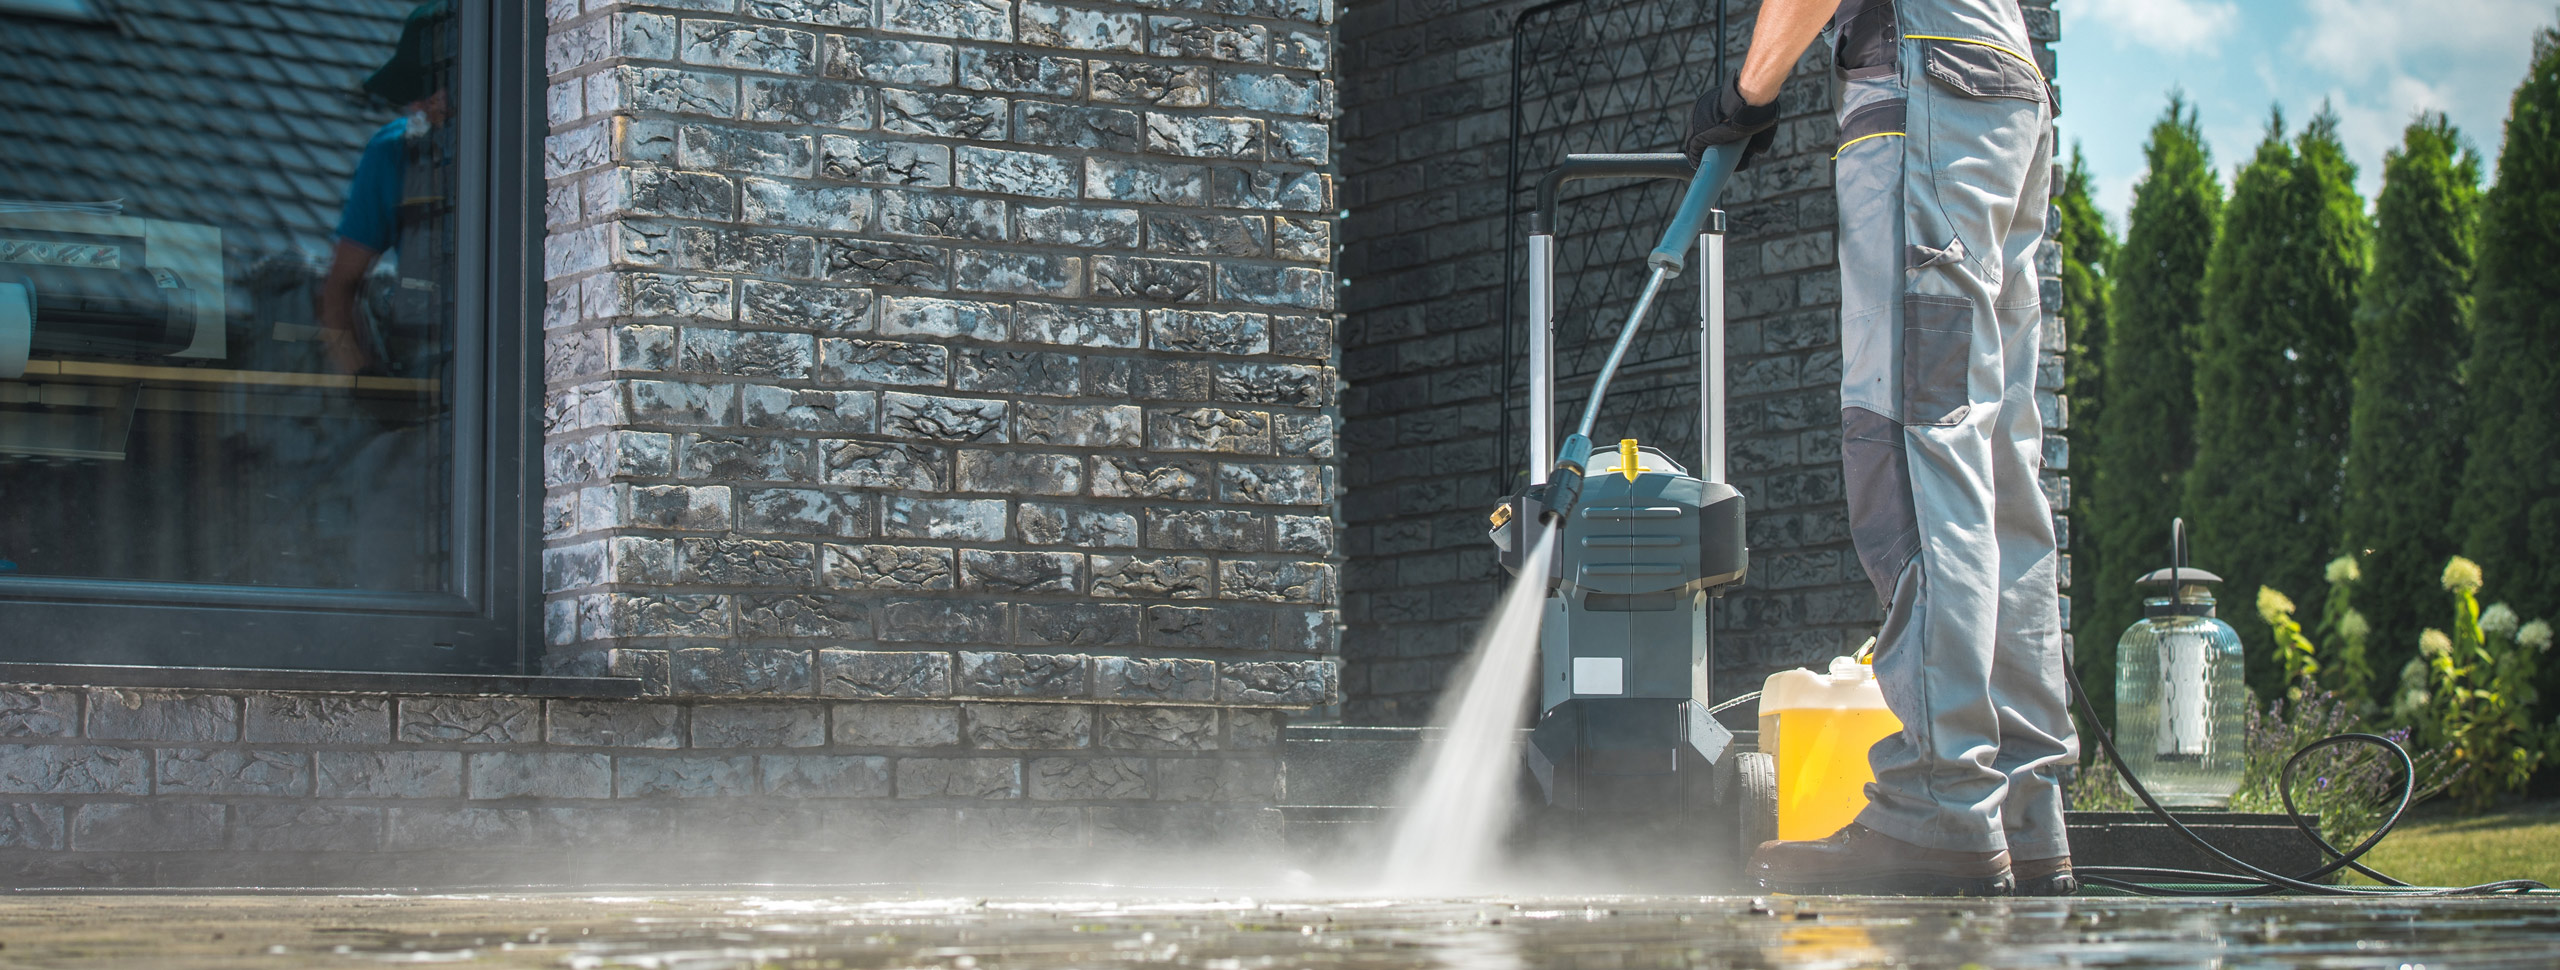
[2325,555,2361,585]
[2257,586,2298,620]
[2420,629,2453,658]
[2442,557,2484,593]
[2520,620,2554,653]
[2482,603,2522,639]
[2339,610,2371,642]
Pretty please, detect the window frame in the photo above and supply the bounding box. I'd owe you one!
[0,0,544,676]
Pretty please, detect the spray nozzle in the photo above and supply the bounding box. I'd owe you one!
[1533,433,1594,526]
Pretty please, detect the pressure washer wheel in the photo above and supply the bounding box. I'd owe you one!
[1735,751,1777,862]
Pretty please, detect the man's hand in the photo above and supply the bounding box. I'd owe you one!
[1683,75,1780,170]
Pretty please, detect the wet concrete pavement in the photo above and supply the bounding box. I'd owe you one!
[0,891,2556,968]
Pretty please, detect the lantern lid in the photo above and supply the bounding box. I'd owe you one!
[2135,566,2223,587]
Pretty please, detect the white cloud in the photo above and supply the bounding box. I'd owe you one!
[2073,0,2243,54]
[2297,0,2552,82]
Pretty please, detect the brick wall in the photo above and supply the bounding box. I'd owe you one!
[532,0,1344,700]
[1333,0,2066,723]
[0,685,1282,885]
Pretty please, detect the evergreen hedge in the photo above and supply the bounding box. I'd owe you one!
[2185,110,2370,699]
[2342,115,2480,703]
[2454,26,2560,689]
[2081,96,2218,725]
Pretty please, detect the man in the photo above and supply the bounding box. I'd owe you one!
[1684,0,2075,897]
[318,0,449,376]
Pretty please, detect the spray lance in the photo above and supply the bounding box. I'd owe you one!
[1528,141,1746,527]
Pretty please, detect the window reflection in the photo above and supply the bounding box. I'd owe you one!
[0,1,463,592]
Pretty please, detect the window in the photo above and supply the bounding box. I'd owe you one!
[0,0,539,674]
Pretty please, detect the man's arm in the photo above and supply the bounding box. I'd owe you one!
[1737,0,1847,105]
[315,239,380,375]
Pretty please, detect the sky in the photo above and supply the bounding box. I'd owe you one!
[2053,0,2555,227]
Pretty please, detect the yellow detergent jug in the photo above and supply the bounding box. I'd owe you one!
[1759,654,1904,841]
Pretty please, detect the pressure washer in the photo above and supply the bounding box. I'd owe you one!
[1481,144,2550,896]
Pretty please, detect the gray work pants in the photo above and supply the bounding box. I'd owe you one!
[1832,35,2075,860]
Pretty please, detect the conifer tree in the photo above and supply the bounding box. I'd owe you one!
[2454,26,2560,669]
[2342,114,2480,702]
[2055,146,2116,654]
[2081,96,2217,726]
[2185,108,2371,699]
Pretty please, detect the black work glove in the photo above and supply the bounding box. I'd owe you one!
[1683,75,1780,170]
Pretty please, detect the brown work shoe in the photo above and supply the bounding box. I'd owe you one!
[1749,822,2014,896]
[2013,855,2076,896]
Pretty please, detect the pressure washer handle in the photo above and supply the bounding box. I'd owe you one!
[1646,142,1745,275]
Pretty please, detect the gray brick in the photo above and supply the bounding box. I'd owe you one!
[963,703,1091,749]
[601,591,734,638]
[742,280,873,333]
[682,433,818,482]
[831,701,962,745]
[1149,17,1267,62]
[762,754,893,797]
[747,0,868,27]
[1020,1,1140,52]
[1014,301,1142,348]
[678,123,813,178]
[1272,28,1327,70]
[881,495,1008,540]
[232,804,385,852]
[1217,263,1331,307]
[607,66,739,118]
[1091,555,1213,599]
[953,249,1085,297]
[879,0,1011,41]
[1090,455,1211,500]
[1093,255,1211,303]
[1150,309,1269,354]
[398,697,539,744]
[1146,113,1262,158]
[823,543,956,590]
[894,757,1021,798]
[1219,559,1335,603]
[958,652,1089,698]
[1028,757,1148,800]
[468,752,613,799]
[156,748,310,796]
[741,387,875,432]
[1085,158,1207,206]
[72,803,223,851]
[681,328,816,379]
[819,135,951,187]
[959,48,1084,97]
[389,806,534,849]
[823,439,949,489]
[1156,757,1278,802]
[1013,101,1140,152]
[0,803,63,850]
[1214,71,1330,117]
[673,646,815,695]
[1276,514,1333,553]
[1227,709,1281,749]
[1274,412,1334,457]
[1144,604,1274,651]
[877,189,1007,241]
[739,179,873,233]
[1098,706,1219,750]
[955,146,1081,199]
[820,337,949,386]
[1015,403,1142,447]
[821,650,956,699]
[0,744,148,795]
[624,379,738,426]
[679,19,815,73]
[85,690,238,742]
[618,754,756,797]
[1274,217,1330,260]
[1145,212,1268,257]
[740,593,871,638]
[238,695,392,745]
[1271,120,1327,165]
[1095,657,1218,703]
[0,689,76,737]
[1017,205,1142,250]
[316,750,466,798]
[822,238,947,288]
[740,487,872,537]
[692,703,827,747]
[879,295,1010,340]
[1218,462,1328,505]
[880,600,1009,643]
[1149,407,1271,454]
[1089,59,1210,106]
[678,536,818,585]
[956,450,1082,495]
[881,89,1007,140]
[1014,602,1143,648]
[1219,660,1337,706]
[821,35,954,85]
[1148,507,1266,551]
[961,550,1082,593]
[1018,502,1139,548]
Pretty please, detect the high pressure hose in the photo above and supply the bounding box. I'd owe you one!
[1534,142,1746,526]
[2060,655,2550,896]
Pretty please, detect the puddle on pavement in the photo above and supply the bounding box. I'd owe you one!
[0,892,2556,968]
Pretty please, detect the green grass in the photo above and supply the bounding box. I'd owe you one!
[2344,800,2560,888]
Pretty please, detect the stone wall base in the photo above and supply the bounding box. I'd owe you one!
[0,685,1289,889]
